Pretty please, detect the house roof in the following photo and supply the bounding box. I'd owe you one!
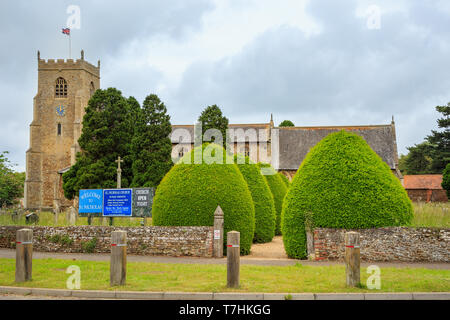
[403,175,444,190]
[276,124,397,170]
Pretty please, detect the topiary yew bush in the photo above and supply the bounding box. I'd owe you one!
[235,154,276,243]
[152,143,255,255]
[282,130,414,259]
[258,163,288,235]
[278,172,291,188]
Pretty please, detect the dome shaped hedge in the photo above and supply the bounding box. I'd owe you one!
[257,163,288,235]
[278,173,291,188]
[282,130,414,259]
[235,155,276,243]
[152,143,255,255]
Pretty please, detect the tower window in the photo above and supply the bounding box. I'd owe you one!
[55,77,68,97]
[178,148,184,158]
[57,123,62,136]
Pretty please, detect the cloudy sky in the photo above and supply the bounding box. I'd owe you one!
[1,0,449,172]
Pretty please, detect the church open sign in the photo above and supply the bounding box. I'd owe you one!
[102,189,133,217]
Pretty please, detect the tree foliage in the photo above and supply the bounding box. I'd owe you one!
[279,120,295,127]
[257,163,288,235]
[63,88,138,199]
[131,94,173,188]
[402,103,450,174]
[442,163,450,198]
[235,154,276,243]
[0,152,25,206]
[278,172,290,188]
[197,105,229,148]
[282,131,413,259]
[426,103,450,173]
[152,144,255,255]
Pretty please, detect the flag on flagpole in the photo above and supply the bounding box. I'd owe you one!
[62,28,70,35]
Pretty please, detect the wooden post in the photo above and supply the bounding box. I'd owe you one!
[226,231,240,288]
[15,229,33,282]
[213,206,224,258]
[345,231,360,287]
[110,230,127,286]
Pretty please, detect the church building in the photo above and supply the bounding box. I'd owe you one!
[24,52,401,210]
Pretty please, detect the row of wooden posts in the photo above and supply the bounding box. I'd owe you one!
[15,228,361,288]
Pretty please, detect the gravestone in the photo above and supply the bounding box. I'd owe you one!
[25,212,39,224]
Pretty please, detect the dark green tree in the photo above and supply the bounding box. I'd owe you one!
[197,105,229,148]
[131,94,173,188]
[62,88,137,199]
[0,152,25,206]
[442,163,450,198]
[402,142,433,174]
[279,120,295,127]
[426,103,450,173]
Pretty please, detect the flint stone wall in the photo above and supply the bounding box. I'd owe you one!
[313,227,450,262]
[0,226,214,257]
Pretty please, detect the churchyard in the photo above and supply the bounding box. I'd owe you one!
[0,202,448,228]
[0,132,449,299]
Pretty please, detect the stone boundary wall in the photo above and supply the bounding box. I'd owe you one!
[312,227,450,262]
[0,226,214,257]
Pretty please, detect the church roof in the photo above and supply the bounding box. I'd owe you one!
[170,122,399,171]
[276,124,398,170]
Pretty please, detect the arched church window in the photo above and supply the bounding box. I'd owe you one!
[57,123,62,136]
[55,77,68,97]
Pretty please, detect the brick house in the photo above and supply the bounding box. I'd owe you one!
[403,174,448,202]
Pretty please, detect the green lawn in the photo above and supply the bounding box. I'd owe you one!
[0,258,448,293]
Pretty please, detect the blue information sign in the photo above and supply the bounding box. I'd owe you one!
[79,189,103,214]
[102,189,133,216]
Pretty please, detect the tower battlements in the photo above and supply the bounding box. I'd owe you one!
[37,50,100,76]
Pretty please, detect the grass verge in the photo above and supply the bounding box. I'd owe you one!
[0,258,448,293]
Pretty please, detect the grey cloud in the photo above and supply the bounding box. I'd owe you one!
[0,0,213,170]
[169,0,450,154]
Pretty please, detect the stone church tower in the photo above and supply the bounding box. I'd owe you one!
[24,51,100,210]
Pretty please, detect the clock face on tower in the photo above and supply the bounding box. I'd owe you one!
[56,105,65,116]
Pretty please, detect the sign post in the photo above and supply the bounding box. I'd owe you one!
[78,189,103,225]
[103,189,133,217]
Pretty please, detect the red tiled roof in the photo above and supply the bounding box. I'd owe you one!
[403,175,444,190]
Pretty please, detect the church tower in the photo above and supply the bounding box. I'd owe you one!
[24,51,100,210]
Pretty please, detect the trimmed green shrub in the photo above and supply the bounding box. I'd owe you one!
[282,130,414,259]
[278,173,291,188]
[235,154,276,243]
[152,144,255,255]
[258,163,288,235]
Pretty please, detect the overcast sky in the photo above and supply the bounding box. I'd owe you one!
[1,0,449,172]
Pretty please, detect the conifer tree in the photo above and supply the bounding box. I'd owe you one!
[62,88,136,199]
[130,94,173,188]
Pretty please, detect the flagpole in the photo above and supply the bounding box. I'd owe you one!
[69,33,72,59]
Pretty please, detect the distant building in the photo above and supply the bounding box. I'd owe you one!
[403,175,448,202]
[171,117,402,180]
